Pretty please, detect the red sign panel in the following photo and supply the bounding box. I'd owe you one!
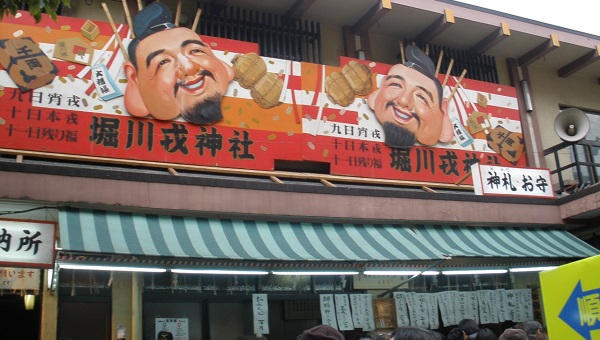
[0,11,526,185]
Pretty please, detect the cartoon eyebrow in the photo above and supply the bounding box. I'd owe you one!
[144,40,207,69]
[385,74,434,103]
[146,49,165,69]
[181,39,207,48]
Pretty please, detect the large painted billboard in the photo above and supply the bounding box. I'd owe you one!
[0,4,526,185]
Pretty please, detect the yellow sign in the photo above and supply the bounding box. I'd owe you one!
[540,254,600,340]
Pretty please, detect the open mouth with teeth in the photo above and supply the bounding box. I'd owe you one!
[180,75,205,93]
[393,106,414,124]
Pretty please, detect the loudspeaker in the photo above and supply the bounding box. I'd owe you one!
[554,108,590,142]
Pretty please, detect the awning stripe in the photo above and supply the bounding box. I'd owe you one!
[58,208,598,262]
[171,216,200,257]
[265,221,301,260]
[416,226,473,257]
[490,228,539,257]
[344,225,389,260]
[518,228,564,257]
[147,215,173,257]
[412,225,599,258]
[183,218,212,258]
[105,212,128,254]
[133,214,159,255]
[208,219,238,259]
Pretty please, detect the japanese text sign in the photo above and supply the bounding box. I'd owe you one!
[155,318,189,340]
[471,163,553,198]
[0,267,41,290]
[540,255,600,340]
[0,219,56,268]
[252,293,269,335]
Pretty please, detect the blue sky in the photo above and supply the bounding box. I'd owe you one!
[455,0,600,36]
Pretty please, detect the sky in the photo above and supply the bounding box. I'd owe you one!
[455,0,600,36]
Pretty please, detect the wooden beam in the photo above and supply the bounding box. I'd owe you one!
[352,0,391,35]
[558,45,600,78]
[168,167,179,176]
[415,9,454,43]
[421,186,437,193]
[470,22,510,54]
[283,0,316,20]
[517,34,560,67]
[320,178,336,187]
[269,176,284,184]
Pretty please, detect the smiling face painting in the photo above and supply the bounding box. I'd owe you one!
[123,2,234,124]
[367,45,453,148]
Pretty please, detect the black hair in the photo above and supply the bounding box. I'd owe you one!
[447,327,465,340]
[458,318,480,336]
[476,328,498,340]
[391,327,440,340]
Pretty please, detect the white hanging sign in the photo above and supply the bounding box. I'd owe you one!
[320,294,339,329]
[252,293,269,335]
[0,219,56,268]
[0,267,41,290]
[335,294,354,330]
[471,164,554,198]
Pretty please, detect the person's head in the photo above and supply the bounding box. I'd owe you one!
[376,334,392,340]
[299,324,344,340]
[356,335,373,340]
[513,321,543,340]
[447,327,467,340]
[124,2,234,124]
[499,329,527,340]
[367,45,452,148]
[390,326,440,340]
[157,331,173,340]
[475,328,498,340]
[458,319,480,339]
[533,332,548,340]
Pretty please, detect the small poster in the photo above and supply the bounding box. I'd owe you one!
[155,318,189,340]
[335,294,354,330]
[320,294,339,329]
[0,267,40,290]
[252,294,270,335]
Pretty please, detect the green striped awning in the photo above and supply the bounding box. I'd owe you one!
[413,225,599,258]
[58,208,599,263]
[58,208,446,261]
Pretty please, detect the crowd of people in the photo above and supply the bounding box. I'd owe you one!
[288,319,548,340]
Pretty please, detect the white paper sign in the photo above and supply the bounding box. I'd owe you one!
[362,294,375,331]
[471,164,554,198]
[350,294,365,328]
[252,294,269,335]
[455,292,479,325]
[513,289,534,322]
[335,294,354,330]
[393,292,411,327]
[0,267,41,290]
[320,294,338,329]
[477,290,498,324]
[437,291,457,327]
[427,294,440,329]
[465,291,480,323]
[155,318,189,340]
[406,292,430,328]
